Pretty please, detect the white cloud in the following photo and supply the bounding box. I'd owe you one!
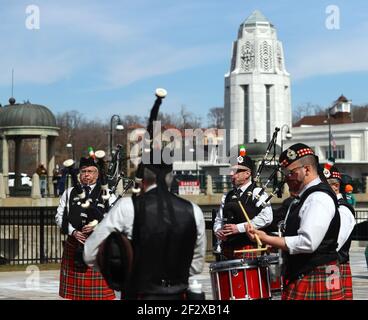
[0,1,226,89]
[104,43,227,88]
[0,50,79,85]
[289,25,368,80]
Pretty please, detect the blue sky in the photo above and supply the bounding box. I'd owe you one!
[0,0,367,125]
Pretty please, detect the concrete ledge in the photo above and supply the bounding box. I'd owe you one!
[0,197,60,207]
[0,192,367,208]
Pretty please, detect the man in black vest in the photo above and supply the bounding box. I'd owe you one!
[83,162,206,300]
[55,157,116,300]
[213,147,273,259]
[323,163,356,300]
[246,143,344,300]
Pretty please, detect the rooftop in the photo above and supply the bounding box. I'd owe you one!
[243,10,274,27]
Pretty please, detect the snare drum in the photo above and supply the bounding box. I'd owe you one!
[209,258,271,300]
[263,254,283,292]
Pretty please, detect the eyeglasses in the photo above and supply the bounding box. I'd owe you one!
[282,166,304,177]
[80,169,97,175]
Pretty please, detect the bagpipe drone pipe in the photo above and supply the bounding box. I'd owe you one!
[97,88,168,292]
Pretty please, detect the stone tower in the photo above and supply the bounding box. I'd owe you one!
[224,10,292,152]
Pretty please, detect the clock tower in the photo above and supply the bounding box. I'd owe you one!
[224,10,292,151]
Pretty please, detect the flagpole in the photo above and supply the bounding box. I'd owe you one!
[328,110,332,158]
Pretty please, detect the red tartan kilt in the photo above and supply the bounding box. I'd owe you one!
[282,261,344,300]
[222,244,258,259]
[339,262,353,300]
[59,236,115,300]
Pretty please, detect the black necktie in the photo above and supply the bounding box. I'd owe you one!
[83,185,91,198]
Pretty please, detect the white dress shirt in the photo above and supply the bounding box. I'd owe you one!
[336,193,356,251]
[284,177,337,255]
[55,183,117,236]
[83,185,207,277]
[213,181,273,233]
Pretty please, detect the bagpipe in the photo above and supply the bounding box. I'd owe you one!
[61,148,113,232]
[242,127,283,208]
[62,158,91,209]
[104,144,136,208]
[97,88,168,292]
[131,88,168,196]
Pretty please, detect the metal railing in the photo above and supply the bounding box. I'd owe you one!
[0,207,66,265]
[0,205,367,265]
[352,209,368,241]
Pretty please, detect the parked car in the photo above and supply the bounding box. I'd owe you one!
[8,172,32,187]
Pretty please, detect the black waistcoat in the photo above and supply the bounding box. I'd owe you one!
[222,185,262,247]
[337,198,355,264]
[68,183,106,231]
[283,183,340,282]
[128,188,197,296]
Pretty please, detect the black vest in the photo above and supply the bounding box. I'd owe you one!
[337,198,355,264]
[222,185,262,247]
[128,188,197,297]
[283,183,340,282]
[68,183,106,231]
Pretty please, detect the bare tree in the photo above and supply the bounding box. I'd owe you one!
[208,107,224,128]
[351,104,368,122]
[157,112,180,127]
[55,111,108,165]
[293,103,324,124]
[122,115,144,127]
[177,105,202,129]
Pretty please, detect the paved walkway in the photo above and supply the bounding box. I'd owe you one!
[0,247,367,300]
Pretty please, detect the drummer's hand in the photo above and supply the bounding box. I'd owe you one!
[266,244,273,253]
[247,226,267,243]
[72,230,86,244]
[222,224,239,236]
[82,225,94,235]
[215,230,227,241]
[246,223,256,242]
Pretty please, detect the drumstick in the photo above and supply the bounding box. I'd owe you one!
[236,200,263,247]
[234,247,268,254]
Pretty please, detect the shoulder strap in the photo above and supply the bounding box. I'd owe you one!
[338,198,356,217]
[298,183,338,209]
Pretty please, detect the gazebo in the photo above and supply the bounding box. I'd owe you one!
[0,98,59,197]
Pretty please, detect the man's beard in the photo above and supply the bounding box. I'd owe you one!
[286,179,304,193]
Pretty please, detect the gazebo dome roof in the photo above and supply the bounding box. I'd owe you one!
[0,100,57,128]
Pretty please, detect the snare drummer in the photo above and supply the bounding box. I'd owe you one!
[213,145,273,259]
[246,143,344,300]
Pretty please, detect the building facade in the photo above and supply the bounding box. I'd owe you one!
[285,96,368,190]
[224,10,292,151]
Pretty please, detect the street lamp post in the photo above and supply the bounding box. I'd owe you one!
[280,124,292,151]
[109,114,124,158]
[326,103,337,159]
[328,110,332,159]
[66,143,75,161]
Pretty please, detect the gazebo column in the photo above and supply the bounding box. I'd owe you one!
[47,137,56,197]
[39,134,48,196]
[2,135,9,196]
[39,135,48,167]
[14,137,22,189]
